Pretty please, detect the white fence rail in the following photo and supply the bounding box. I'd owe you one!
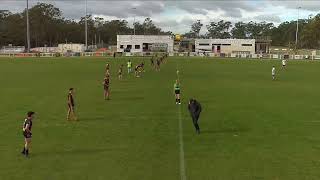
[1,52,320,60]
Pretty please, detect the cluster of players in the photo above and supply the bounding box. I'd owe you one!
[21,56,289,157]
[21,54,172,157]
[150,53,168,71]
[272,59,287,80]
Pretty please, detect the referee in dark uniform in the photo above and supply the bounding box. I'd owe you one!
[21,111,35,157]
[188,98,202,134]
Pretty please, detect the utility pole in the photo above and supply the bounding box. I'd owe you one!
[85,0,88,50]
[133,16,136,35]
[132,8,137,35]
[26,0,30,52]
[295,6,301,47]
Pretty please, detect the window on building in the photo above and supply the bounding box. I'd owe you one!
[242,44,253,46]
[127,45,132,49]
[222,44,231,46]
[120,45,124,49]
[135,45,140,49]
[199,43,210,46]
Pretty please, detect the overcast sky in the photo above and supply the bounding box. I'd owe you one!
[2,0,320,33]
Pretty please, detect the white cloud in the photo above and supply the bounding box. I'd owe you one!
[267,0,320,11]
[1,0,320,33]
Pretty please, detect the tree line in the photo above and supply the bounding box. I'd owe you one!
[185,18,320,49]
[1,3,320,49]
[0,3,171,48]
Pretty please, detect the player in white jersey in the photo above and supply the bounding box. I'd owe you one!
[272,66,276,80]
[282,59,287,69]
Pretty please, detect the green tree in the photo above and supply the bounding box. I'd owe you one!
[300,15,320,48]
[23,3,63,47]
[231,22,247,39]
[206,20,232,38]
[270,20,307,47]
[190,20,203,38]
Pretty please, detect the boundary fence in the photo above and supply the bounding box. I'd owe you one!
[1,52,320,60]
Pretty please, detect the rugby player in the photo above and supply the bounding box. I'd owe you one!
[21,111,35,157]
[174,79,181,104]
[103,76,110,100]
[67,88,77,121]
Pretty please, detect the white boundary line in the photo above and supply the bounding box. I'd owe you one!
[176,59,186,180]
[178,105,187,180]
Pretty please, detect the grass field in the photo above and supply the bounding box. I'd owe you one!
[1,57,320,180]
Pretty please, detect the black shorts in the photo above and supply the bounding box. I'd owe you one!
[23,131,32,138]
[175,90,180,94]
[104,86,109,91]
[282,64,286,67]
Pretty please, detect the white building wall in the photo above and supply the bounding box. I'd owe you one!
[195,39,255,54]
[58,44,85,53]
[117,35,174,53]
[0,46,25,53]
[31,47,59,53]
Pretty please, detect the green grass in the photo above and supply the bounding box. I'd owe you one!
[1,57,320,180]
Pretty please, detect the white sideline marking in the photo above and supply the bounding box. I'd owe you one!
[178,106,187,180]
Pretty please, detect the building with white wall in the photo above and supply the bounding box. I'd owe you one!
[117,35,174,53]
[58,43,85,53]
[195,39,255,54]
[31,47,59,53]
[0,45,25,53]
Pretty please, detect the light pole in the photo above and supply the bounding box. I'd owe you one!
[26,0,30,52]
[295,6,301,47]
[85,0,88,50]
[94,17,103,48]
[308,14,313,22]
[132,8,137,35]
